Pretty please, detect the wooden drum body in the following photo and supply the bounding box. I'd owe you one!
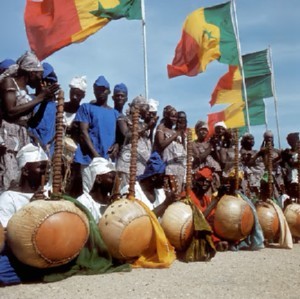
[256,201,280,241]
[161,201,193,251]
[7,200,89,268]
[98,198,153,260]
[214,195,254,241]
[284,203,300,238]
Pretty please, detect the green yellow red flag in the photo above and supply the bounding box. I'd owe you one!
[167,1,238,78]
[25,0,141,60]
[208,49,273,131]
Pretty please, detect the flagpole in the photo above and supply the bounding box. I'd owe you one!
[231,0,251,133]
[141,0,149,99]
[268,45,281,149]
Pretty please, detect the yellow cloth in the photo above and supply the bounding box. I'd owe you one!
[131,200,176,268]
[267,199,293,249]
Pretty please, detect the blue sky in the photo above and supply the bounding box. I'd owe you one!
[0,0,299,149]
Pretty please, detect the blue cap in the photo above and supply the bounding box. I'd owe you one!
[114,83,127,95]
[94,75,110,89]
[42,62,57,83]
[137,151,166,181]
[0,59,16,74]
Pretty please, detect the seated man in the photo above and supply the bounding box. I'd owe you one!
[76,157,116,223]
[0,143,48,228]
[120,151,176,217]
[189,167,229,251]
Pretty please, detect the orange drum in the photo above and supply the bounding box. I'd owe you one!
[0,222,5,253]
[7,200,89,268]
[161,201,193,251]
[284,203,300,238]
[214,195,254,241]
[256,201,280,240]
[98,198,153,260]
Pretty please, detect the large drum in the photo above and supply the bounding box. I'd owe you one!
[98,198,153,260]
[0,222,4,253]
[284,203,300,238]
[7,200,89,268]
[256,201,280,241]
[161,201,193,251]
[214,195,254,241]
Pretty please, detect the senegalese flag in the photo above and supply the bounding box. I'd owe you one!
[25,0,142,60]
[167,1,238,78]
[208,49,273,131]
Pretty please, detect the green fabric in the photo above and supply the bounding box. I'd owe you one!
[243,49,271,78]
[90,0,142,20]
[204,2,239,66]
[240,49,273,131]
[43,195,131,282]
[182,198,216,262]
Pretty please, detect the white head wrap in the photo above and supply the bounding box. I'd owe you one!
[69,76,87,92]
[214,121,227,129]
[16,51,43,72]
[16,143,48,169]
[148,98,159,112]
[82,157,115,193]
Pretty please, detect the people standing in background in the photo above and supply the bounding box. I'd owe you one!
[28,62,58,158]
[154,105,186,193]
[74,75,119,194]
[0,51,58,192]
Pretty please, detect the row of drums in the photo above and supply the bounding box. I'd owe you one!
[0,195,300,268]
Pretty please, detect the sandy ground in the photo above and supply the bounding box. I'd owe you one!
[1,244,300,299]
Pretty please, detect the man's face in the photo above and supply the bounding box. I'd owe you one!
[70,88,85,105]
[112,92,127,110]
[24,160,48,184]
[195,176,211,192]
[196,128,208,141]
[168,109,178,126]
[215,126,226,136]
[28,71,43,89]
[152,173,165,189]
[93,85,110,103]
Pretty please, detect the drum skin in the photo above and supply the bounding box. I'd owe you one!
[7,200,89,268]
[214,195,254,241]
[161,201,193,251]
[256,201,280,240]
[284,203,300,238]
[0,222,4,253]
[98,198,153,260]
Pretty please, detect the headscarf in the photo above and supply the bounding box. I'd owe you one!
[42,62,57,83]
[16,51,43,72]
[16,143,48,169]
[195,120,208,131]
[131,95,148,106]
[195,167,213,181]
[69,76,87,92]
[263,130,273,139]
[214,121,227,129]
[82,157,115,193]
[137,151,166,181]
[148,98,159,112]
[113,83,128,95]
[94,75,110,89]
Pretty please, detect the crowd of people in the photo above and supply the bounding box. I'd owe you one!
[0,51,299,285]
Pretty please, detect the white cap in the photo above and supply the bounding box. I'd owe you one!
[16,143,48,169]
[82,157,115,193]
[69,76,87,92]
[148,98,159,112]
[214,121,227,129]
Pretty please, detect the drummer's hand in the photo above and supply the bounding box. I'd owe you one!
[164,190,177,206]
